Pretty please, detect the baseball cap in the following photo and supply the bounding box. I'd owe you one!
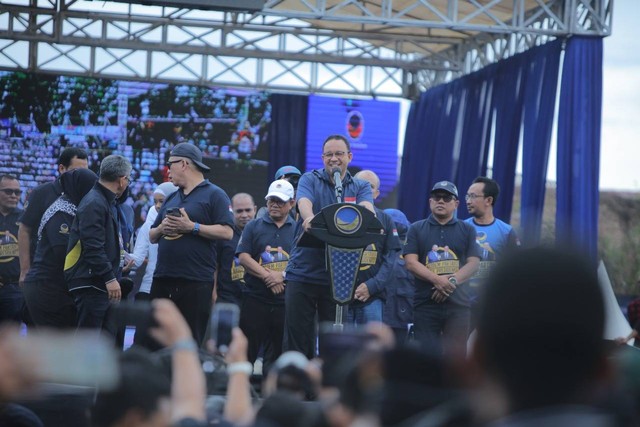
[265,179,295,202]
[275,165,302,180]
[170,143,210,172]
[431,180,458,198]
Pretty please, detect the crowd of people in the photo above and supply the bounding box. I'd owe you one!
[1,139,640,427]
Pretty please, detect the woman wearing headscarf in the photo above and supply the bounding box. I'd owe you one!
[128,182,178,300]
[23,168,98,328]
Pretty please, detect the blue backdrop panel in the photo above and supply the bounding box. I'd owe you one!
[305,96,400,200]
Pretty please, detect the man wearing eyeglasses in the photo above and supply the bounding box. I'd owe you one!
[214,193,256,307]
[149,143,234,346]
[404,181,480,358]
[236,179,297,375]
[257,165,302,220]
[0,175,24,324]
[283,134,374,359]
[464,177,520,294]
[64,155,132,332]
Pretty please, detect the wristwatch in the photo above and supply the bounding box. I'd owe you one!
[192,222,200,235]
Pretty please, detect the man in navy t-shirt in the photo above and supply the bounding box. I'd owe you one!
[0,175,24,324]
[404,181,480,358]
[215,193,256,306]
[150,143,233,346]
[236,179,296,375]
[284,134,374,359]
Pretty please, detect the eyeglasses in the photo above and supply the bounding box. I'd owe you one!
[166,159,184,168]
[123,175,131,183]
[431,194,455,203]
[322,151,349,159]
[465,193,487,201]
[266,198,286,207]
[0,189,21,196]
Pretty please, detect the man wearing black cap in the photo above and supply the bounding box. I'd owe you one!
[150,143,234,346]
[404,180,480,357]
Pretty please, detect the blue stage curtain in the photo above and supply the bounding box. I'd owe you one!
[454,67,495,220]
[520,40,562,245]
[556,36,603,263]
[491,56,526,223]
[399,83,462,222]
[401,40,564,239]
[267,94,309,180]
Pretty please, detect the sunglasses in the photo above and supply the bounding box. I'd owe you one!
[431,194,455,203]
[0,189,22,196]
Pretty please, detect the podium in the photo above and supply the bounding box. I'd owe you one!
[297,202,384,328]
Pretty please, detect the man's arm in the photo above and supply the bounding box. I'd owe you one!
[76,203,118,289]
[17,224,31,286]
[238,252,284,294]
[452,256,480,283]
[297,197,315,232]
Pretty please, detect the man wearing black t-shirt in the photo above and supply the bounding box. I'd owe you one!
[18,147,88,286]
[404,181,480,358]
[214,193,256,306]
[150,143,234,346]
[0,175,24,323]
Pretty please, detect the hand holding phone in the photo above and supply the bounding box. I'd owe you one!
[166,207,182,218]
[210,303,240,354]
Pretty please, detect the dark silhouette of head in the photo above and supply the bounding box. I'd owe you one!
[475,246,606,412]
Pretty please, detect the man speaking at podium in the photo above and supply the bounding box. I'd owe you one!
[283,134,374,359]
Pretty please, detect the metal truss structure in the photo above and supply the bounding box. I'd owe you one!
[0,0,612,99]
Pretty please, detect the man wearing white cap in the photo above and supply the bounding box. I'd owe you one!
[149,143,234,346]
[236,179,297,375]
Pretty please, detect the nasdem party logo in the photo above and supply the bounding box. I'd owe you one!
[334,205,362,235]
[346,110,364,141]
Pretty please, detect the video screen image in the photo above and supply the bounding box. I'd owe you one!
[0,72,271,230]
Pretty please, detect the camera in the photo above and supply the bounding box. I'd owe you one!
[166,207,182,217]
[318,324,375,387]
[210,303,239,354]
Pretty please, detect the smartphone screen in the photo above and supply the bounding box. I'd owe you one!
[166,207,182,217]
[210,303,239,354]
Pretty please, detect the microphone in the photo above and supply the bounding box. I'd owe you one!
[331,167,343,203]
[331,167,343,189]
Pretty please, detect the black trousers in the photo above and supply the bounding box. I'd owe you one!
[24,279,77,329]
[283,281,336,359]
[149,277,214,346]
[239,296,284,376]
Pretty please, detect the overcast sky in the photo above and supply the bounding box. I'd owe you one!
[599,0,640,191]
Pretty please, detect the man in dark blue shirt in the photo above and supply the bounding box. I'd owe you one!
[284,134,374,359]
[150,143,234,346]
[237,179,297,375]
[215,192,256,306]
[404,181,480,358]
[0,175,24,324]
[346,170,401,325]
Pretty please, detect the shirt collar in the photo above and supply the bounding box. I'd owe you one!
[427,214,458,225]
